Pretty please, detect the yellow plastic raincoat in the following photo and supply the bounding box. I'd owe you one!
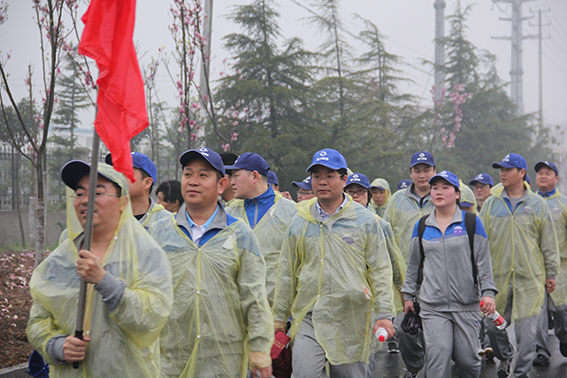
[272,197,394,365]
[479,183,559,321]
[459,180,478,213]
[369,178,391,218]
[540,191,567,306]
[226,191,297,303]
[27,163,173,378]
[384,185,434,262]
[139,198,171,230]
[376,216,406,314]
[149,203,274,378]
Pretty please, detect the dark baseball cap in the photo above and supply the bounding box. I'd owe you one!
[225,152,270,176]
[534,161,559,175]
[492,153,527,170]
[179,147,226,176]
[105,152,157,183]
[469,173,494,187]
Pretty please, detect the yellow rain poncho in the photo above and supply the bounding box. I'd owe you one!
[369,178,391,217]
[479,182,559,321]
[27,163,173,378]
[540,191,567,306]
[149,204,274,378]
[459,180,478,213]
[272,197,394,365]
[226,191,297,304]
[384,185,434,262]
[376,216,406,314]
[139,198,171,230]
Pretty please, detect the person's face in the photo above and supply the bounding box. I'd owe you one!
[499,167,524,188]
[156,191,180,213]
[536,167,559,193]
[472,183,491,202]
[311,166,347,203]
[231,169,257,199]
[127,168,152,199]
[430,180,459,209]
[371,187,386,206]
[181,159,227,208]
[345,183,369,207]
[410,164,436,193]
[297,189,315,202]
[73,174,123,230]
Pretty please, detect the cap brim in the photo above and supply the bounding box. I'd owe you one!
[429,176,459,188]
[306,162,345,172]
[292,181,311,190]
[61,160,116,191]
[492,162,516,169]
[534,162,558,174]
[371,185,386,190]
[410,161,435,168]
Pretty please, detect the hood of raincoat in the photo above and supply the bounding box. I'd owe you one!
[27,163,173,378]
[369,178,391,210]
[459,180,478,213]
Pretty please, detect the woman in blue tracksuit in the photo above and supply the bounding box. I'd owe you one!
[401,171,498,378]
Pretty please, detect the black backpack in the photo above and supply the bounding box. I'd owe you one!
[417,211,478,287]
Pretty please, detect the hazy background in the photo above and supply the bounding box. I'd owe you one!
[1,0,566,134]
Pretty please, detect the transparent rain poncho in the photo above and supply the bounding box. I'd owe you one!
[479,183,559,321]
[27,163,173,378]
[459,180,478,213]
[384,187,434,262]
[226,191,297,304]
[149,209,274,378]
[376,216,406,314]
[272,197,394,365]
[541,191,567,307]
[369,178,391,218]
[139,200,171,230]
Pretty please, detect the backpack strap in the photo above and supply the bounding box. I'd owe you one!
[417,214,430,285]
[464,211,478,287]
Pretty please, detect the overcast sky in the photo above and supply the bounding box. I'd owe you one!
[2,0,566,133]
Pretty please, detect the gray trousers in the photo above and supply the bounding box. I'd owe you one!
[394,312,425,375]
[535,293,567,358]
[484,285,538,378]
[291,315,369,378]
[420,308,482,378]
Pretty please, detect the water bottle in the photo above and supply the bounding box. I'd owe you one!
[480,301,507,330]
[374,327,388,342]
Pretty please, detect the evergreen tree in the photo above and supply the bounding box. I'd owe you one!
[212,0,317,189]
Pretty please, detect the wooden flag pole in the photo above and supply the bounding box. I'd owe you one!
[73,121,100,369]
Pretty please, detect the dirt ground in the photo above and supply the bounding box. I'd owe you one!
[0,250,36,369]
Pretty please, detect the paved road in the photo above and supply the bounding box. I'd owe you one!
[2,335,566,377]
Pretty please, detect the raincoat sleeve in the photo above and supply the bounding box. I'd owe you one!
[271,220,301,323]
[109,242,174,349]
[539,202,559,278]
[366,218,395,318]
[401,222,422,300]
[381,219,406,292]
[473,216,498,297]
[236,225,274,354]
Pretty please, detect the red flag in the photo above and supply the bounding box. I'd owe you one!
[78,0,148,182]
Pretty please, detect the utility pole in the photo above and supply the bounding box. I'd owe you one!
[529,8,550,125]
[198,0,213,144]
[492,0,537,114]
[434,0,446,102]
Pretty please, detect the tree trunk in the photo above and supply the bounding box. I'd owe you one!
[34,150,47,267]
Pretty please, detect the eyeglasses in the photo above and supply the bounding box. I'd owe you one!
[311,173,341,182]
[297,191,313,196]
[71,192,120,200]
[345,189,367,196]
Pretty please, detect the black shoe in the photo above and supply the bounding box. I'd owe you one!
[560,342,567,357]
[533,354,549,366]
[497,345,516,378]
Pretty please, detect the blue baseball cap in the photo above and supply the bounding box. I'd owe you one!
[105,151,157,183]
[535,161,559,175]
[292,176,312,190]
[225,152,270,176]
[410,151,435,168]
[345,173,371,189]
[179,147,226,176]
[397,179,412,190]
[492,153,527,170]
[469,173,494,187]
[61,160,119,191]
[525,174,531,185]
[429,170,460,189]
[268,171,279,186]
[307,148,348,172]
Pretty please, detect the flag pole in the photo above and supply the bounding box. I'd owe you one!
[73,115,100,369]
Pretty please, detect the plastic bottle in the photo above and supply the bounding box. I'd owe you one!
[374,327,388,342]
[479,301,507,330]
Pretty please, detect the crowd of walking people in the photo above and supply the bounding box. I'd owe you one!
[25,147,567,378]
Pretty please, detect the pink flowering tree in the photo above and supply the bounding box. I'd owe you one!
[431,84,471,148]
[0,0,86,265]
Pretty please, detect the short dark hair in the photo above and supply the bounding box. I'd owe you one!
[221,152,238,176]
[137,167,154,194]
[156,180,183,205]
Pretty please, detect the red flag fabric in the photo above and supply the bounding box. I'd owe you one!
[78,0,148,182]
